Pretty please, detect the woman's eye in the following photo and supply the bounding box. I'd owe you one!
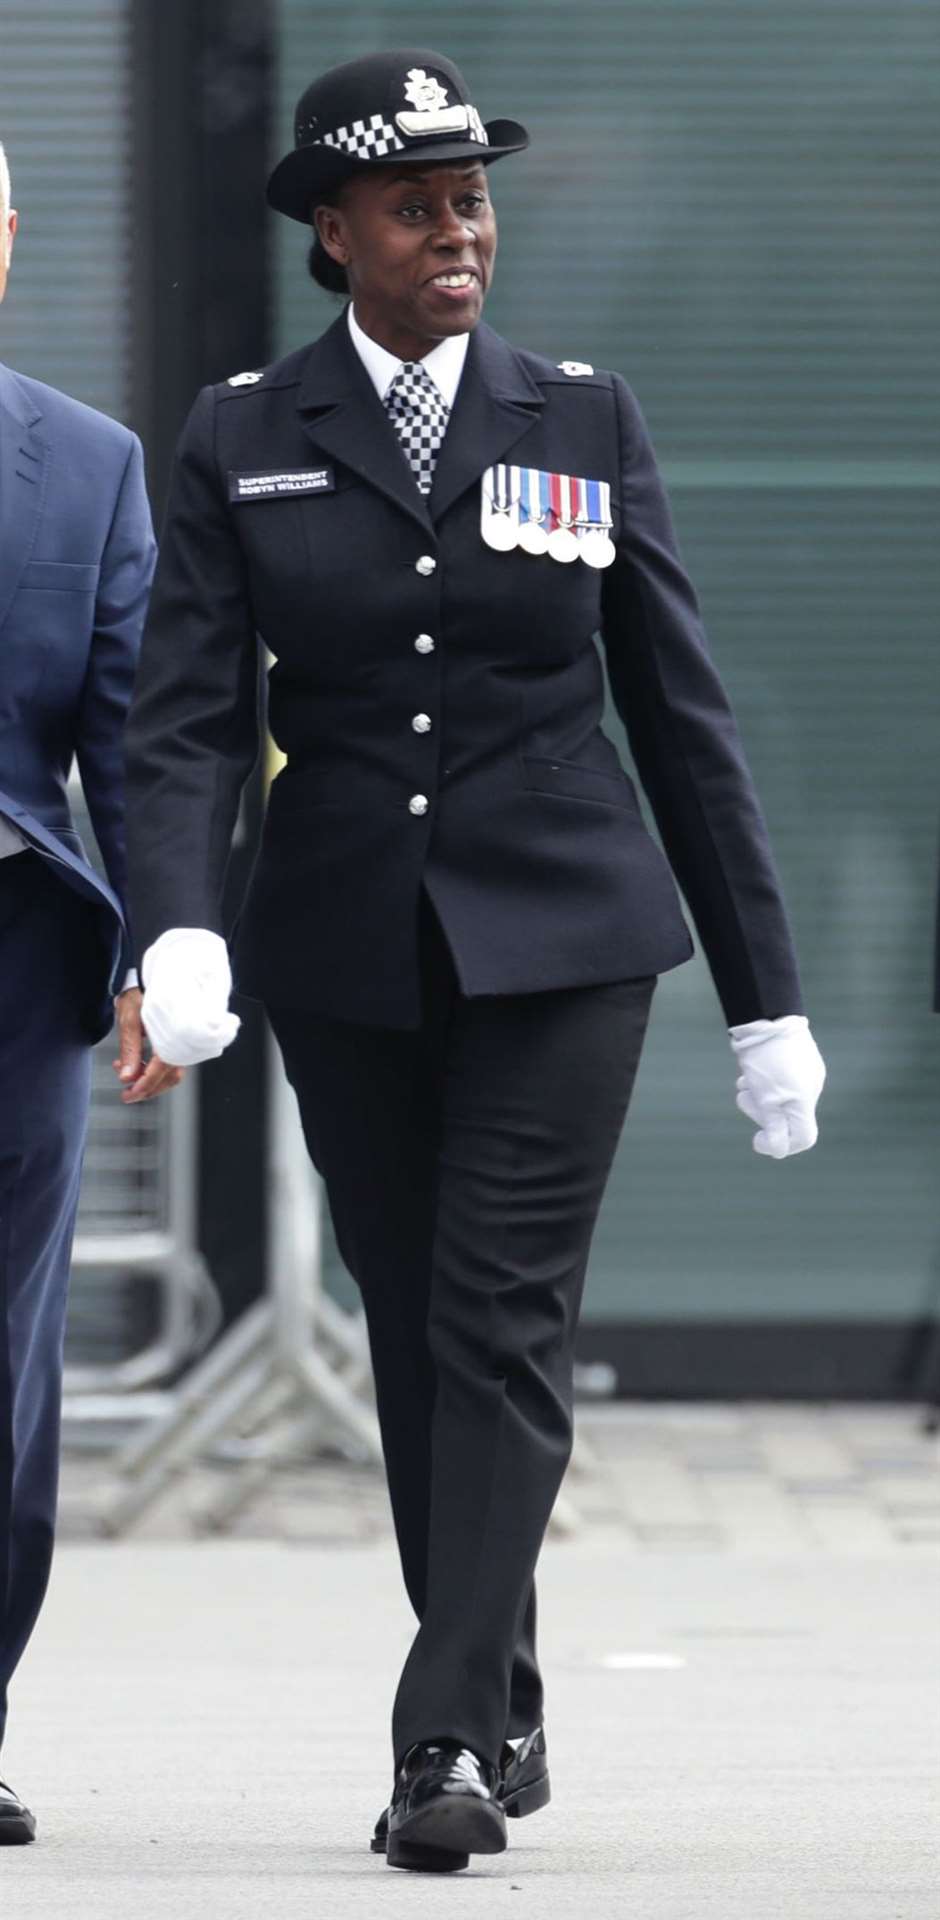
[397,194,486,221]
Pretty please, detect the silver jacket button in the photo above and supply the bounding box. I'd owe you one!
[412,713,432,733]
[415,554,437,576]
[408,793,429,816]
[414,633,435,653]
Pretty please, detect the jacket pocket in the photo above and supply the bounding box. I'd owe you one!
[20,560,100,593]
[521,755,637,809]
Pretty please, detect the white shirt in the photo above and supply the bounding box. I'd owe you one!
[347,300,469,411]
[0,815,27,859]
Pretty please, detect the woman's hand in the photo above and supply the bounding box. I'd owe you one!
[113,986,186,1103]
[140,927,241,1067]
[729,1015,826,1158]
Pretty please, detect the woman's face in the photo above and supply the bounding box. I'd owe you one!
[315,159,497,359]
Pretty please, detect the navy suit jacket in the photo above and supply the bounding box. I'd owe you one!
[126,309,803,1030]
[0,361,156,1039]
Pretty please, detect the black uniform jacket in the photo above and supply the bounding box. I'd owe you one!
[124,307,804,1030]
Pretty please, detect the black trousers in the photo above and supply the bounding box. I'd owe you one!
[266,887,654,1772]
[1,855,97,1749]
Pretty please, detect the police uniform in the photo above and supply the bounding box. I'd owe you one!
[124,47,806,1865]
[127,316,801,1027]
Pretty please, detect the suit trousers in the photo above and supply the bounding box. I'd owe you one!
[0,854,97,1748]
[266,886,655,1772]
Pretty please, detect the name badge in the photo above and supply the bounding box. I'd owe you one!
[228,467,335,502]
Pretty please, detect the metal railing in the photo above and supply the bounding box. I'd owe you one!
[62,780,221,1407]
[65,1044,220,1395]
[94,1027,384,1534]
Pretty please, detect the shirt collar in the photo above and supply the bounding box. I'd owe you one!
[347,301,469,412]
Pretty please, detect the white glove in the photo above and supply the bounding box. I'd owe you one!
[141,928,241,1068]
[728,1014,826,1160]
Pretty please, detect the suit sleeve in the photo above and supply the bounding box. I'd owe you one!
[75,431,156,979]
[599,374,804,1025]
[124,385,260,965]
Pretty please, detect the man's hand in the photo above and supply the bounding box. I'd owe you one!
[113,986,185,1103]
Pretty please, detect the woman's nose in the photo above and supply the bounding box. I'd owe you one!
[432,209,475,247]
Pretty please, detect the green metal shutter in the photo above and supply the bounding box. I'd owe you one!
[273,2,940,1330]
[0,0,132,420]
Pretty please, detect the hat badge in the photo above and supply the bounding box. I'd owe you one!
[396,65,481,141]
[404,68,449,114]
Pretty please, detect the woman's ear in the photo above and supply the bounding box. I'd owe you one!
[312,202,349,267]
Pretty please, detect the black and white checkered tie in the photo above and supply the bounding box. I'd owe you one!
[383,362,450,494]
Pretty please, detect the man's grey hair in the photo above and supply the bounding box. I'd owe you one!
[0,143,11,219]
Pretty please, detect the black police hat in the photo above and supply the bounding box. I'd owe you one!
[267,48,529,224]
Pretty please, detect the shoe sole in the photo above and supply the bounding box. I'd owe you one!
[373,1768,550,1856]
[501,1769,551,1819]
[0,1813,36,1845]
[386,1834,470,1872]
[387,1795,507,1869]
[374,1827,465,1867]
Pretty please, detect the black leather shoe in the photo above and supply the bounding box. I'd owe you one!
[370,1804,391,1854]
[0,1779,36,1845]
[385,1739,506,1871]
[499,1725,551,1818]
[371,1725,550,1857]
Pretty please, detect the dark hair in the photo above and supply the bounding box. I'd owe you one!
[308,233,349,295]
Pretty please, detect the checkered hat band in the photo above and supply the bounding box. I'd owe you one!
[298,107,490,161]
[320,114,405,160]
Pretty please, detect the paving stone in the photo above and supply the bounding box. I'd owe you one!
[798,1499,903,1554]
[613,1459,712,1530]
[863,1474,940,1513]
[680,1453,771,1474]
[759,1430,859,1481]
[692,1473,816,1551]
[58,1402,940,1557]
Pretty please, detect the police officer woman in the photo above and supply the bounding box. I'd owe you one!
[123,49,825,1874]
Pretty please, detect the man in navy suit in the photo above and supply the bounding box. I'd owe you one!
[0,142,167,1842]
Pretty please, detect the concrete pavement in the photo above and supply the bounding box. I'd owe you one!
[2,1530,937,1917]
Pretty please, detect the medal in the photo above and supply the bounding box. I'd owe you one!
[546,471,579,563]
[518,520,549,555]
[493,466,616,567]
[576,479,616,569]
[547,524,579,563]
[578,528,616,569]
[481,463,519,551]
[517,466,550,554]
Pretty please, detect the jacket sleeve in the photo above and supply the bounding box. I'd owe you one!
[124,385,260,965]
[74,431,157,979]
[599,374,804,1025]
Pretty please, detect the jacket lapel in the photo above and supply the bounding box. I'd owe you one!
[296,311,434,538]
[295,311,544,536]
[428,323,544,524]
[0,362,49,636]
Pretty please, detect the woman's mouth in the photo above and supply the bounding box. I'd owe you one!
[426,270,477,295]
